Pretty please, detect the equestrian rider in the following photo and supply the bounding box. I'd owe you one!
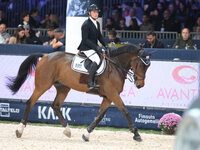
[78,4,107,89]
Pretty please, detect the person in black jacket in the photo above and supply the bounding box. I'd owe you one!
[78,4,106,89]
[143,31,164,48]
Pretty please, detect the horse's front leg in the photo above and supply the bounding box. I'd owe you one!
[109,94,142,142]
[82,98,111,142]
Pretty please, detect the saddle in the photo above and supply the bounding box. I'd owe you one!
[71,51,106,76]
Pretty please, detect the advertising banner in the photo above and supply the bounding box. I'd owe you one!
[0,100,183,129]
[0,55,199,109]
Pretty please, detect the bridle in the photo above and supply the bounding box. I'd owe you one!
[102,50,150,82]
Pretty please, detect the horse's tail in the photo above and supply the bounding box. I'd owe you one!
[7,53,44,94]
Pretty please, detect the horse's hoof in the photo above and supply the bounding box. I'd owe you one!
[63,129,71,138]
[16,130,22,138]
[82,134,89,142]
[133,135,142,142]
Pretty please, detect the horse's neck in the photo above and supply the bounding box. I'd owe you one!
[114,53,134,70]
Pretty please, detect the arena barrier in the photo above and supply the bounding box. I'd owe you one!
[0,44,199,129]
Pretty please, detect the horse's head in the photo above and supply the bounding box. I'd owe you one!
[130,49,151,88]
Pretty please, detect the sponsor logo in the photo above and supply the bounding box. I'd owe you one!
[95,114,111,125]
[0,103,20,117]
[38,106,71,121]
[172,66,198,84]
[135,113,159,125]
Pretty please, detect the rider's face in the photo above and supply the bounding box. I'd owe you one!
[89,10,99,20]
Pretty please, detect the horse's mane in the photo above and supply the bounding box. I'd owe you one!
[109,44,140,57]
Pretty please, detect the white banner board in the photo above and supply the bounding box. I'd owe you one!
[0,55,199,109]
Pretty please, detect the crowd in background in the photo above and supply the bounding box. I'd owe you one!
[0,0,200,50]
[104,0,200,33]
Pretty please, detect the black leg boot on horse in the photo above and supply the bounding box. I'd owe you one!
[87,62,99,89]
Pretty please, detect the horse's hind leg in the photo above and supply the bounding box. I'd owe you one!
[51,84,71,137]
[109,94,142,142]
[16,88,48,138]
[82,98,111,142]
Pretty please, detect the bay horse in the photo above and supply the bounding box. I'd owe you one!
[7,44,150,142]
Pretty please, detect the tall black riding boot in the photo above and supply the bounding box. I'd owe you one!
[88,62,99,89]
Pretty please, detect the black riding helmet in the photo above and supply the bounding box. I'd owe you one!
[88,4,100,12]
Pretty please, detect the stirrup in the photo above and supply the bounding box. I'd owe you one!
[88,82,100,89]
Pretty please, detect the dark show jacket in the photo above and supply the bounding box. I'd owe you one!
[172,37,195,49]
[78,18,106,51]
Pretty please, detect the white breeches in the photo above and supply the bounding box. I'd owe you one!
[83,49,100,65]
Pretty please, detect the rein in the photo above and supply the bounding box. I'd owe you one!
[102,53,145,82]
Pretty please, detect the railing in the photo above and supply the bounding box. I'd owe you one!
[7,28,200,41]
[103,30,178,39]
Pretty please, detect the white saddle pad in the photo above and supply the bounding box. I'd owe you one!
[71,55,106,75]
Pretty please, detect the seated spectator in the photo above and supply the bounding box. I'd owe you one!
[20,12,31,29]
[127,18,139,30]
[173,28,195,49]
[40,14,51,28]
[23,24,42,45]
[107,30,121,44]
[193,26,200,40]
[143,31,164,48]
[119,18,128,30]
[50,28,65,49]
[140,14,154,31]
[41,25,55,45]
[105,17,115,31]
[125,8,142,27]
[8,26,26,44]
[0,23,10,44]
[29,9,40,28]
[158,10,178,32]
[0,10,7,25]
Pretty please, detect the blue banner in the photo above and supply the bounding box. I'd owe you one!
[0,100,183,130]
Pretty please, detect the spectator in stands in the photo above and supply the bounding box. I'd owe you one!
[168,3,176,20]
[8,25,26,44]
[158,10,178,32]
[48,13,59,29]
[111,10,121,30]
[0,10,7,25]
[119,18,128,30]
[23,24,42,45]
[133,2,143,23]
[40,14,50,28]
[176,2,187,30]
[0,23,10,44]
[125,8,142,28]
[127,18,139,31]
[29,9,40,28]
[143,31,164,48]
[194,16,200,30]
[193,26,200,40]
[144,0,157,14]
[50,28,65,49]
[105,17,115,31]
[42,24,55,45]
[140,14,154,31]
[150,9,162,31]
[20,12,31,28]
[107,30,121,44]
[173,28,195,49]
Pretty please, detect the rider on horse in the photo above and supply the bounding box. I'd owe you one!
[78,4,107,89]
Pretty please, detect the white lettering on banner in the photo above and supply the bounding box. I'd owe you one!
[0,103,20,117]
[95,115,111,125]
[135,113,159,125]
[38,106,71,121]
